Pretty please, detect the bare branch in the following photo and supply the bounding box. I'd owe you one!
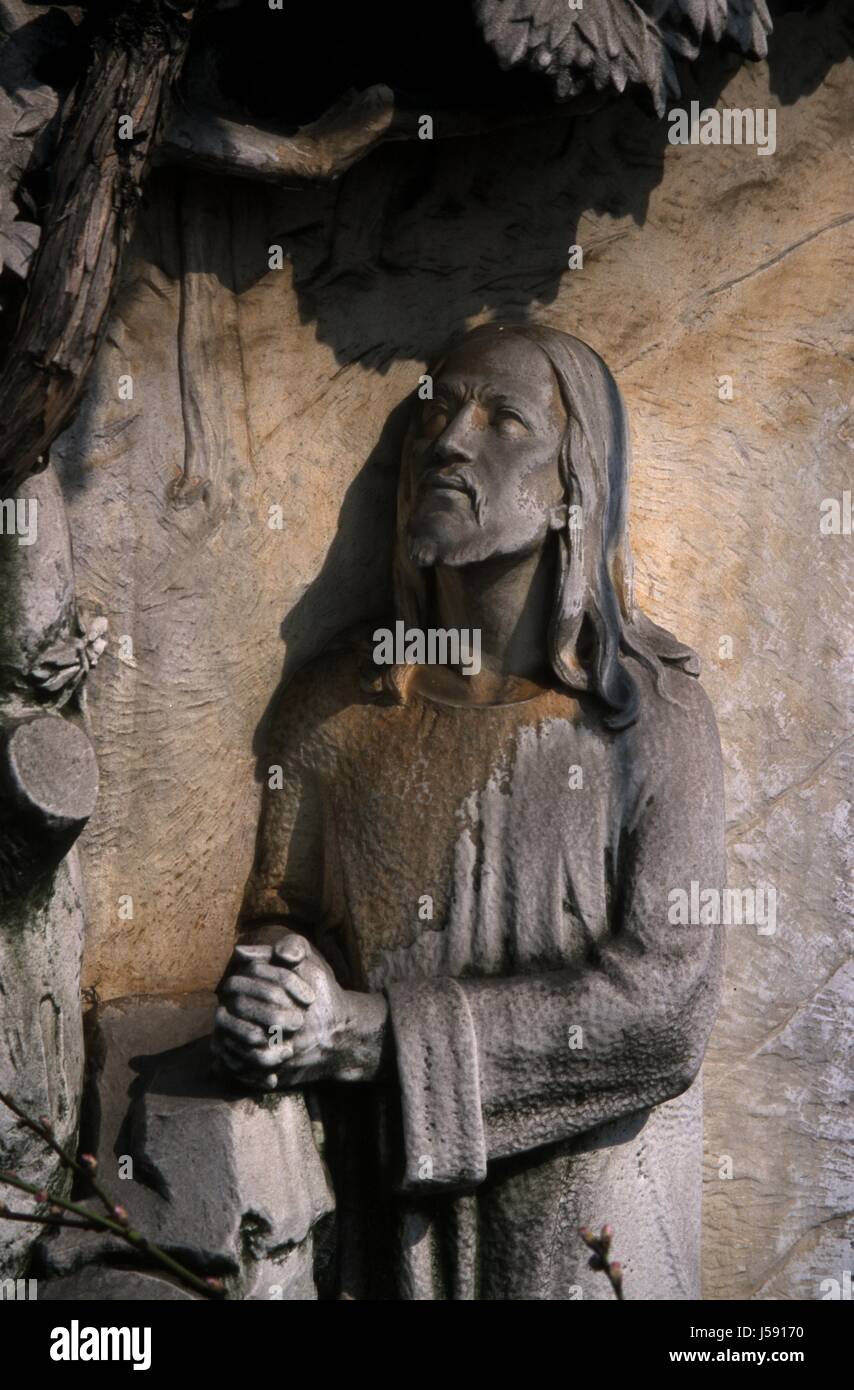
[160,83,404,183]
[157,85,572,186]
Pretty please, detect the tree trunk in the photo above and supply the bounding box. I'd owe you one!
[0,2,202,492]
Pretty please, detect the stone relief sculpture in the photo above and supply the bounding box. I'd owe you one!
[0,0,849,1316]
[213,323,727,1299]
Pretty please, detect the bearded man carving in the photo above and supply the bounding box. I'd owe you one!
[213,324,726,1301]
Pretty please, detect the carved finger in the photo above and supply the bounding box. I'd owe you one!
[215,1028,295,1068]
[244,959,316,1006]
[212,1037,279,1091]
[214,1005,268,1049]
[233,943,273,966]
[224,991,304,1035]
[221,942,273,988]
[272,934,309,966]
[221,974,305,1018]
[221,974,291,1006]
[213,1029,293,1071]
[260,1042,297,1066]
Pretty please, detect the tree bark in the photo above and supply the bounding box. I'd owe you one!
[0,2,203,493]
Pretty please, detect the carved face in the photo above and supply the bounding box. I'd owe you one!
[404,332,568,568]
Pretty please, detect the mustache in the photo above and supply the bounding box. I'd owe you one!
[417,467,487,525]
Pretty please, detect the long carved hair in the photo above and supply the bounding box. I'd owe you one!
[391,322,699,730]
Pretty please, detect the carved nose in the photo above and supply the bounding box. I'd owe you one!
[432,400,478,465]
[433,426,474,465]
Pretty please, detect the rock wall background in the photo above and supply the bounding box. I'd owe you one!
[52,4,852,1300]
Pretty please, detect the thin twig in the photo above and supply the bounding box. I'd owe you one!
[0,1094,224,1299]
[580,1223,625,1300]
[0,1205,98,1232]
[0,1088,122,1223]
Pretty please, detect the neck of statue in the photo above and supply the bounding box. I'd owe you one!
[431,542,555,687]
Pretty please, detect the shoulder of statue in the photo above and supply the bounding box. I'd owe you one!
[265,630,377,755]
[622,656,723,770]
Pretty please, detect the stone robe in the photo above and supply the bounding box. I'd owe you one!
[240,644,726,1300]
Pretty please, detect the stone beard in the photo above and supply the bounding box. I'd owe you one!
[221,324,727,1300]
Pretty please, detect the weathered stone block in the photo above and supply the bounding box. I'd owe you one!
[38,993,334,1300]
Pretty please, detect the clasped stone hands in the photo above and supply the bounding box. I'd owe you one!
[213,931,389,1089]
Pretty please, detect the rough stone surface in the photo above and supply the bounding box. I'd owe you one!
[0,854,86,1277]
[38,993,334,1300]
[39,1266,201,1300]
[0,469,91,1277]
[48,4,853,1299]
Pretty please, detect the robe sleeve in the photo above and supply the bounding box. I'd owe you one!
[385,680,726,1192]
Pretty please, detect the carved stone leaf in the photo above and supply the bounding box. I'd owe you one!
[25,612,107,710]
[0,4,72,284]
[474,0,774,113]
[644,0,773,59]
[0,216,40,281]
[474,0,683,114]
